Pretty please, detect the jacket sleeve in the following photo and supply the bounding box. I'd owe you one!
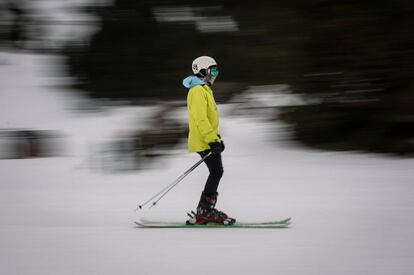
[188,86,220,144]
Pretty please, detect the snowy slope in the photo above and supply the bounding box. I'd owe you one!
[1,52,414,275]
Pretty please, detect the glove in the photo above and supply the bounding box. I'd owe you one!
[218,134,225,151]
[209,141,224,155]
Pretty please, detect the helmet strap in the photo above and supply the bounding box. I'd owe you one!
[198,68,207,77]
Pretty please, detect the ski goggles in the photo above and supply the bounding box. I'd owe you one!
[210,66,219,77]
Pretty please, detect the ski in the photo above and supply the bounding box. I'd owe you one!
[135,217,291,228]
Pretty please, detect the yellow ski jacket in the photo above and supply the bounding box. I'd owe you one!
[183,75,221,152]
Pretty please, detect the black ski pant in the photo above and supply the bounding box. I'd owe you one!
[198,150,223,196]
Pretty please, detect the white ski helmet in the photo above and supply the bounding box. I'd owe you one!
[192,56,217,76]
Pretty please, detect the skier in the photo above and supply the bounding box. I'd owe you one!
[182,56,235,225]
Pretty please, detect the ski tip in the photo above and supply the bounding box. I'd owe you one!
[134,221,144,226]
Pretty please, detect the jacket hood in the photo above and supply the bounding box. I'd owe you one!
[182,75,205,88]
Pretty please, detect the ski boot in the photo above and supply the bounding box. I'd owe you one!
[186,192,235,225]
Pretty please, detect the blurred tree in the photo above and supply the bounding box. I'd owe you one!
[64,0,298,100]
[65,0,414,155]
[279,0,414,155]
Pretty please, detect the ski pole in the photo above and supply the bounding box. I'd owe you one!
[135,152,211,210]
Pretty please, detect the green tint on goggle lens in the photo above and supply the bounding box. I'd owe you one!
[210,67,219,77]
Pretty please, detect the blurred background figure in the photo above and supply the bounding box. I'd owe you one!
[0,0,28,49]
[0,130,65,159]
[95,102,187,172]
[5,0,28,49]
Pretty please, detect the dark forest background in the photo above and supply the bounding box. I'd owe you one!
[63,0,414,155]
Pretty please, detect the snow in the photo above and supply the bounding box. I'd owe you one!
[1,52,414,275]
[17,0,113,49]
